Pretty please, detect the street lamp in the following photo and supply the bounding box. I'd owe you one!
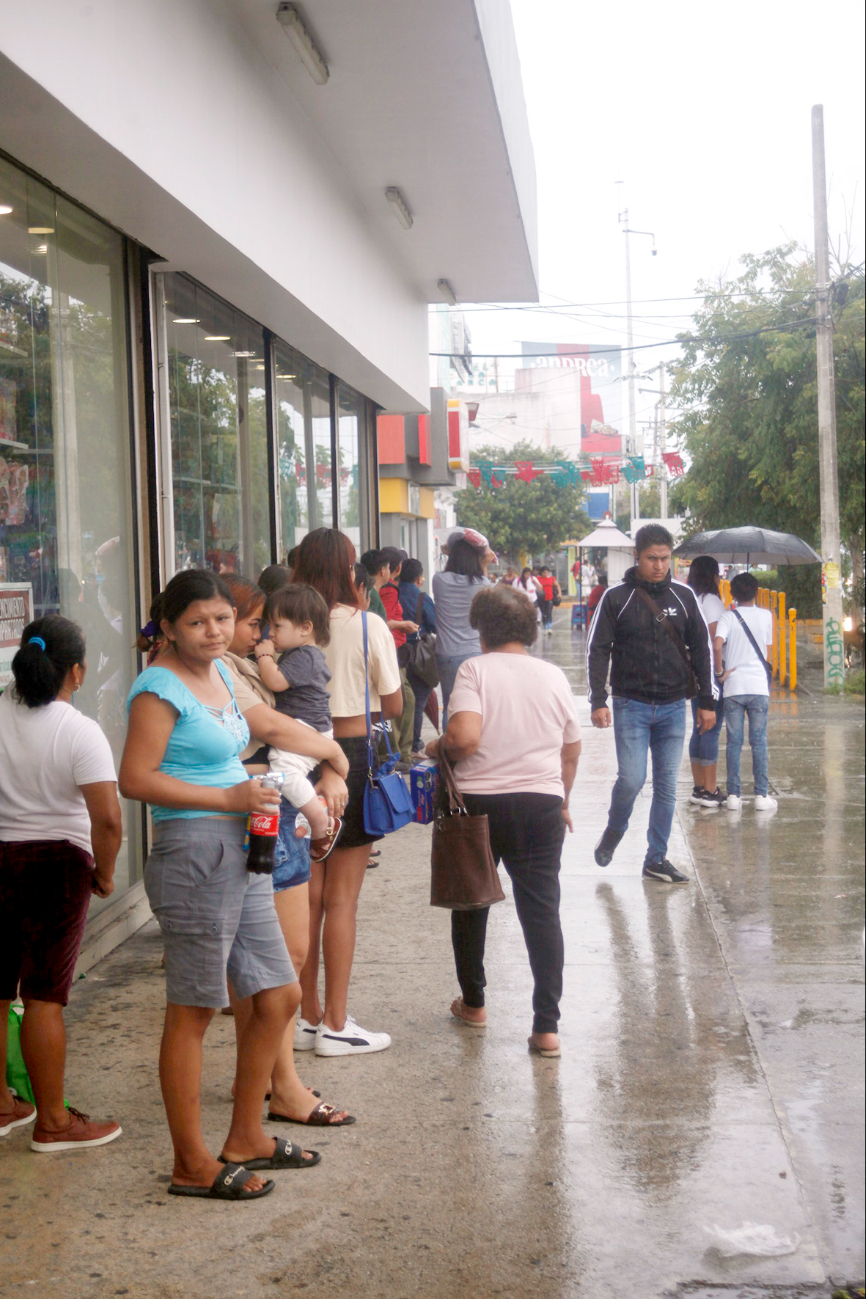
[617,199,656,528]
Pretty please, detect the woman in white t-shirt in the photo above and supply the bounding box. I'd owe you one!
[292,529,403,1058]
[0,616,122,1153]
[428,584,582,1059]
[511,566,544,623]
[686,556,727,808]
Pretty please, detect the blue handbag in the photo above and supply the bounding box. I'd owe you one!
[362,613,414,837]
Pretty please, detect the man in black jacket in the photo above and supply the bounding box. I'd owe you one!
[587,524,718,883]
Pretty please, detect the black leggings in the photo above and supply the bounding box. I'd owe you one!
[451,792,565,1035]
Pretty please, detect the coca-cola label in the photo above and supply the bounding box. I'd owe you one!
[248,812,279,837]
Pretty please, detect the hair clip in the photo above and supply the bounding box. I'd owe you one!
[28,636,46,651]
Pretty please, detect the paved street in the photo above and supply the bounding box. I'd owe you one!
[2,615,863,1299]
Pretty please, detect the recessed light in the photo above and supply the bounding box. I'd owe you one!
[204,335,231,342]
[0,205,13,216]
[172,318,199,324]
[28,226,54,234]
[255,364,266,370]
[35,244,48,254]
[233,351,255,358]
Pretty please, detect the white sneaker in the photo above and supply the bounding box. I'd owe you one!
[315,1015,391,1057]
[294,1016,320,1051]
[726,794,742,811]
[754,794,778,812]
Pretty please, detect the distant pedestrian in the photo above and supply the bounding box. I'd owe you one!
[714,572,776,812]
[429,584,580,1057]
[378,547,417,767]
[537,566,561,635]
[432,528,493,721]
[511,567,544,625]
[587,524,717,884]
[0,616,123,1153]
[586,573,608,623]
[398,557,438,762]
[686,557,727,809]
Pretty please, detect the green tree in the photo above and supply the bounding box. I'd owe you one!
[456,440,590,558]
[669,244,865,616]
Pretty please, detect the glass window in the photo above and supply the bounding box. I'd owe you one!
[161,275,270,576]
[0,156,142,909]
[273,340,333,556]
[336,382,372,550]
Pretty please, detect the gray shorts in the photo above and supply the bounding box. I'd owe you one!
[144,817,295,1008]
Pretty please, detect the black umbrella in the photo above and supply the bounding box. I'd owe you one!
[673,527,822,567]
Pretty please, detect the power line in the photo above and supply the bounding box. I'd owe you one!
[430,316,821,359]
[430,288,815,312]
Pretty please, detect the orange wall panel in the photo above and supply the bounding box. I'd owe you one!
[377,414,405,465]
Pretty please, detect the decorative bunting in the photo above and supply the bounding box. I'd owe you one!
[555,461,580,484]
[476,461,495,486]
[514,460,545,483]
[662,452,685,477]
[462,453,684,489]
[621,456,646,484]
[467,468,482,489]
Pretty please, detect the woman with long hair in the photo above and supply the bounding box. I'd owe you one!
[686,556,726,809]
[431,528,494,720]
[120,570,318,1201]
[292,530,403,1056]
[219,574,353,1127]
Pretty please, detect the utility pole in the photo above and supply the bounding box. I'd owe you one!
[811,105,844,689]
[621,208,639,527]
[618,204,656,532]
[658,361,667,520]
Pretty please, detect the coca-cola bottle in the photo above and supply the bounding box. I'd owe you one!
[246,774,283,874]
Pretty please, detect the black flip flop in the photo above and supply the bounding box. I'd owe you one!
[267,1101,356,1127]
[220,1136,321,1171]
[168,1163,275,1200]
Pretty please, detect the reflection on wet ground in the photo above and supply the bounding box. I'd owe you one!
[1,615,862,1298]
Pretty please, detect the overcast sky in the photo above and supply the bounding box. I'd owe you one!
[462,0,865,421]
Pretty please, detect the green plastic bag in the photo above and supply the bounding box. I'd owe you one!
[5,1004,35,1105]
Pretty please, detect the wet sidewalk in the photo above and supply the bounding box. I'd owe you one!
[1,617,863,1299]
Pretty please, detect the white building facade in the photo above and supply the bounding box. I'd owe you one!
[0,0,537,962]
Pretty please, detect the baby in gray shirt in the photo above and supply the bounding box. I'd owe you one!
[254,584,335,850]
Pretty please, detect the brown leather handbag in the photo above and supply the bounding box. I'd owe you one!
[430,747,506,911]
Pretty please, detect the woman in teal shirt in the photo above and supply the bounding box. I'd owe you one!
[120,570,317,1201]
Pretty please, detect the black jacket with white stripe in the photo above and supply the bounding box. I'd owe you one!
[586,567,717,712]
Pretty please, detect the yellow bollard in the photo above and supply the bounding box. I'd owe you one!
[721,578,731,609]
[788,608,797,692]
[778,591,786,684]
[770,591,778,677]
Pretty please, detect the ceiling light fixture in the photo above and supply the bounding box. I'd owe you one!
[0,205,13,216]
[437,278,457,306]
[385,187,413,230]
[204,335,231,342]
[276,4,329,85]
[35,244,48,255]
[233,351,255,358]
[28,226,54,234]
[172,318,199,325]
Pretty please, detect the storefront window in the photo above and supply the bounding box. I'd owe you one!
[161,275,270,576]
[337,383,372,550]
[273,340,333,556]
[0,156,141,909]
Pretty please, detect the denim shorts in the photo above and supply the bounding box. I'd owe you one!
[273,801,312,892]
[144,817,295,1008]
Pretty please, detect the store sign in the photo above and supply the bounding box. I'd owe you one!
[0,582,33,689]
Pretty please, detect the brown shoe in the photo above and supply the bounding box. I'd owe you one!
[0,1096,36,1137]
[31,1105,122,1152]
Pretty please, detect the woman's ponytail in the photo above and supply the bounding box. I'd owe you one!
[11,616,86,708]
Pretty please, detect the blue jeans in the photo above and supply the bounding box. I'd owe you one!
[437,650,480,726]
[688,691,724,769]
[407,665,433,753]
[724,695,769,797]
[609,697,687,866]
[272,801,311,892]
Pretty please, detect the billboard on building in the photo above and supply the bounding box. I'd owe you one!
[520,343,622,455]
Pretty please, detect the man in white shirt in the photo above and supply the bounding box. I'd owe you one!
[714,572,776,811]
